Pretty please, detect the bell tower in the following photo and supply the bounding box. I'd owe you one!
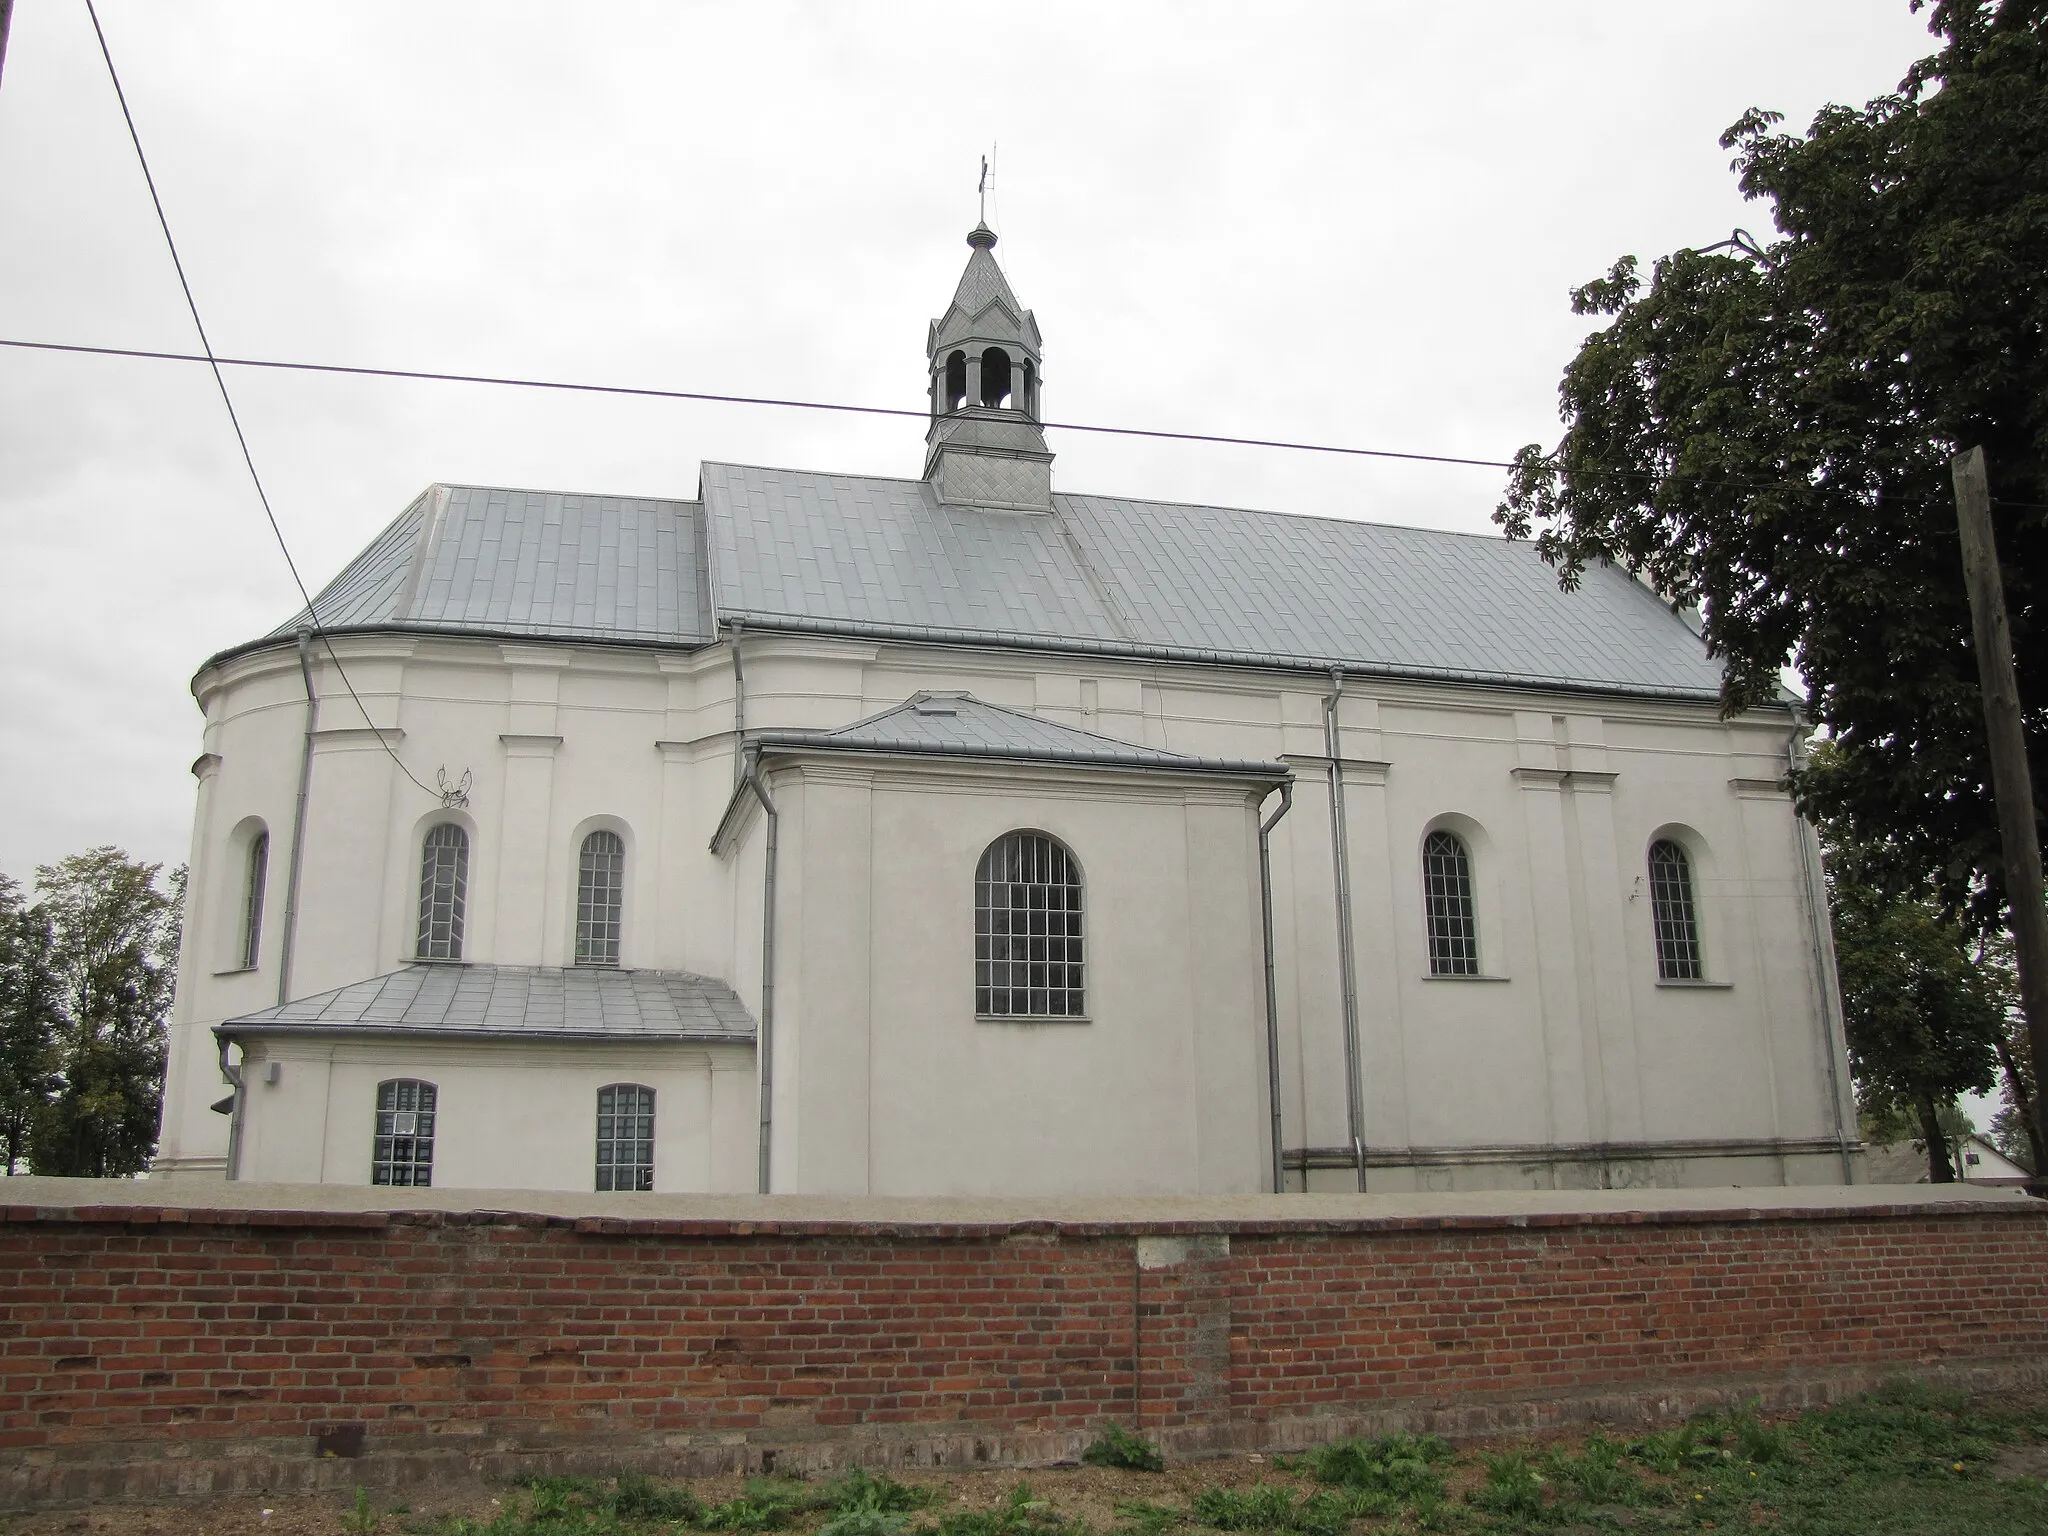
[923,223,1053,511]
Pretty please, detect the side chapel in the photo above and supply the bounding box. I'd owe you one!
[152,223,1860,1195]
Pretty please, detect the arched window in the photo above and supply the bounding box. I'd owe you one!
[416,824,468,961]
[240,831,269,970]
[576,830,625,967]
[980,346,1013,408]
[975,832,1084,1017]
[1422,829,1479,976]
[944,351,967,413]
[1649,839,1703,980]
[596,1083,655,1191]
[1019,359,1038,418]
[372,1079,437,1186]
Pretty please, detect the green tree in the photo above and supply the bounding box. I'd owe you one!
[1496,0,2046,932]
[28,850,182,1178]
[0,875,63,1175]
[1833,872,2004,1183]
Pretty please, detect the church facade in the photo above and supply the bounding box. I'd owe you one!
[152,225,1861,1195]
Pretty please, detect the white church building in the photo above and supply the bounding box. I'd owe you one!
[152,224,1861,1196]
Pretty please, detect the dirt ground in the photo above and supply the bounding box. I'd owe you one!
[10,1389,2046,1536]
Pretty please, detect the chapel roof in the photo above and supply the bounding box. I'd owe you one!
[272,484,713,646]
[216,964,755,1043]
[244,464,1728,702]
[752,691,1290,777]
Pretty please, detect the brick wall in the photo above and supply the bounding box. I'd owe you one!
[4,1196,2047,1505]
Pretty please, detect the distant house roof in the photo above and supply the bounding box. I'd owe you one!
[216,964,755,1044]
[754,691,1289,776]
[223,461,1732,702]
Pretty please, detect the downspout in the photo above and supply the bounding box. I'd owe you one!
[1322,670,1368,1190]
[279,628,318,1008]
[228,627,317,1181]
[736,742,779,1194]
[1257,780,1295,1194]
[217,1034,245,1182]
[729,618,747,789]
[1788,716,1857,1182]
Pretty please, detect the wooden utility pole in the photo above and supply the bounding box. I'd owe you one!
[1953,446,2048,1182]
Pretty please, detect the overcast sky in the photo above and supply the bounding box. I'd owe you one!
[0,0,1939,885]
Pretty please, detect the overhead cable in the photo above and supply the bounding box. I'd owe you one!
[83,0,439,801]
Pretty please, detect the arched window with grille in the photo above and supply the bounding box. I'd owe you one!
[1649,839,1703,980]
[240,830,269,970]
[372,1079,437,1185]
[595,1083,655,1191]
[975,831,1084,1017]
[576,830,625,966]
[1422,829,1479,976]
[416,824,468,961]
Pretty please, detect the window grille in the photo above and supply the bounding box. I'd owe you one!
[241,831,268,970]
[416,824,468,961]
[1649,839,1703,980]
[975,832,1085,1017]
[595,1083,655,1191]
[1423,829,1479,976]
[372,1079,437,1185]
[576,831,625,966]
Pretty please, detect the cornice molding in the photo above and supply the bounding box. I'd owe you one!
[1728,776,1790,799]
[1511,766,1619,793]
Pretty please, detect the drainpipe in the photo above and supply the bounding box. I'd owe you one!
[729,618,748,788]
[1787,715,1857,1182]
[1257,780,1295,1194]
[226,627,318,1182]
[1322,670,1368,1191]
[735,742,779,1194]
[217,1034,246,1181]
[278,628,318,1009]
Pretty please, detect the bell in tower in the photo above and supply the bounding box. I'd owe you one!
[923,223,1054,512]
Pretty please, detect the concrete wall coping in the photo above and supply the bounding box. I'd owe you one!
[3,1176,2039,1238]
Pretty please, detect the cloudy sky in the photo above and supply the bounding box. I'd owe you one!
[0,0,1938,884]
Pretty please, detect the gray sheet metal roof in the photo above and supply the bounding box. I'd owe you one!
[754,691,1289,776]
[231,461,1728,702]
[217,964,755,1043]
[701,463,1728,699]
[272,484,713,646]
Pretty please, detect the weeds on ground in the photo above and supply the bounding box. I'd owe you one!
[1082,1424,1165,1474]
[929,1482,1080,1536]
[392,1381,2048,1536]
[344,1489,384,1536]
[1299,1431,1452,1502]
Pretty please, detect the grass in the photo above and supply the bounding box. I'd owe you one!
[373,1381,2048,1536]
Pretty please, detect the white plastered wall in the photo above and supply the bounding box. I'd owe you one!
[156,625,1856,1195]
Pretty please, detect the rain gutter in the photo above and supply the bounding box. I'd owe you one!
[728,742,780,1195]
[1787,714,1857,1182]
[728,618,747,788]
[278,628,318,1010]
[1256,780,1295,1194]
[1322,669,1368,1191]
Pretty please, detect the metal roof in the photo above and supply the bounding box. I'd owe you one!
[230,461,1729,701]
[702,464,1728,699]
[273,484,712,646]
[753,691,1290,776]
[216,964,756,1043]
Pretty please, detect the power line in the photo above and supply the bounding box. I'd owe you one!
[12,334,2037,512]
[0,337,1517,472]
[82,0,441,803]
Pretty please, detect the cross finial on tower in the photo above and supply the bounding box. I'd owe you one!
[978,153,988,224]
